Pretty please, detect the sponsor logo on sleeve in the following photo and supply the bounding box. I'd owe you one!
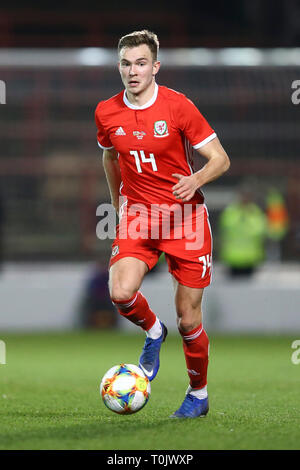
[115,127,126,136]
[112,245,119,256]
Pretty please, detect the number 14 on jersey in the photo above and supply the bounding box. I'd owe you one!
[130,150,158,173]
[199,254,212,279]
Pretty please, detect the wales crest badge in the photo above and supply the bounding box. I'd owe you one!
[154,120,169,138]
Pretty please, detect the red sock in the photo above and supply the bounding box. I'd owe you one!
[111,291,156,331]
[179,323,209,389]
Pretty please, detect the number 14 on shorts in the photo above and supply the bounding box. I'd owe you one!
[199,254,212,278]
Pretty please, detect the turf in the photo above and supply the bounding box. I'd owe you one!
[0,330,299,450]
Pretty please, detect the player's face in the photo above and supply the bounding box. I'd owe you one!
[118,44,160,97]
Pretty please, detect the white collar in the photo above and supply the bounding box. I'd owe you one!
[123,82,158,110]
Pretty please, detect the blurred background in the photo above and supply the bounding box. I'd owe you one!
[0,0,299,333]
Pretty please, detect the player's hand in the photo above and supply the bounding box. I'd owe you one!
[172,173,199,202]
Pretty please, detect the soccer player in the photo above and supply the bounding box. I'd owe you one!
[95,30,230,418]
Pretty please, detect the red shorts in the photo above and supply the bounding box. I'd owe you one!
[109,202,212,288]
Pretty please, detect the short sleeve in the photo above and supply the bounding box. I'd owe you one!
[176,94,216,149]
[95,103,114,150]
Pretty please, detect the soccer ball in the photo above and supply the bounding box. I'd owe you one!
[100,363,151,414]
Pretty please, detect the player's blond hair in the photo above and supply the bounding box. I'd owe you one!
[118,30,159,62]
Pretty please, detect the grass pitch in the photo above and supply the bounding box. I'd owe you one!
[0,330,299,450]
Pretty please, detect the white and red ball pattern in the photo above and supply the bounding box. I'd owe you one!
[100,363,151,414]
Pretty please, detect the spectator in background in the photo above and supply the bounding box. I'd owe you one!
[218,184,267,277]
[265,187,289,262]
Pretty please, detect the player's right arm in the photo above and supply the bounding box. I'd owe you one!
[102,148,121,214]
[95,102,122,214]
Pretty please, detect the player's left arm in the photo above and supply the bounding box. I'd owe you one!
[172,137,230,202]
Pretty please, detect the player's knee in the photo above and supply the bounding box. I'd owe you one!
[110,283,137,303]
[176,305,202,333]
[177,317,198,333]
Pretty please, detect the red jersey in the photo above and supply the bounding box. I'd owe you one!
[95,84,216,206]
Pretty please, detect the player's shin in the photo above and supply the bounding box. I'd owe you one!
[179,324,209,392]
[111,291,157,332]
